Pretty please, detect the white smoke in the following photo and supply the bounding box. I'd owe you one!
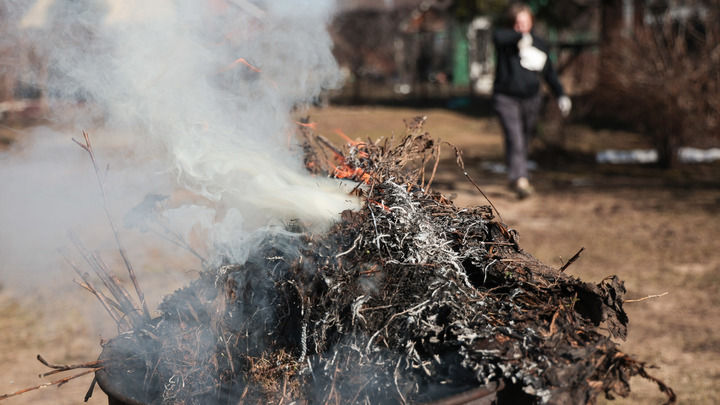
[0,0,359,283]
[0,126,177,292]
[0,3,376,401]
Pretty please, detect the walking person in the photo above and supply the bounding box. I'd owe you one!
[492,2,571,198]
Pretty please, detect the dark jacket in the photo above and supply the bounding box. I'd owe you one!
[492,29,564,99]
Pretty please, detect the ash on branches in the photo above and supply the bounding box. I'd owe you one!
[11,122,675,404]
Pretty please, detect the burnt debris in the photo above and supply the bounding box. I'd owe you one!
[92,118,675,405]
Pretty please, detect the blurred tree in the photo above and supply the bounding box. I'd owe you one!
[0,2,16,106]
[449,0,506,21]
[530,0,599,30]
[599,0,623,41]
[330,9,399,101]
[593,0,720,168]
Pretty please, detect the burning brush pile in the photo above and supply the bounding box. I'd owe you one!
[83,119,672,404]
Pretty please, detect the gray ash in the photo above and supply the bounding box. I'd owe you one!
[97,120,675,404]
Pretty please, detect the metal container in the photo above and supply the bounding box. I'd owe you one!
[95,339,154,405]
[95,339,503,405]
[95,368,147,405]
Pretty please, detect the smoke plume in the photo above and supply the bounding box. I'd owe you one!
[0,0,358,290]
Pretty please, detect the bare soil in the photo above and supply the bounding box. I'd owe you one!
[1,103,719,404]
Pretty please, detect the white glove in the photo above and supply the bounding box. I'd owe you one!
[558,95,572,117]
[519,46,547,71]
[518,33,532,49]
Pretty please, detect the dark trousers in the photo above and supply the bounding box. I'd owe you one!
[492,93,542,182]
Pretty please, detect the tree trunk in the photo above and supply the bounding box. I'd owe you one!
[633,0,645,29]
[656,128,680,169]
[600,0,624,43]
[656,109,682,169]
[598,0,624,86]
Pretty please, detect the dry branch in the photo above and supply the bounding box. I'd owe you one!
[36,355,103,377]
[0,369,100,401]
[88,120,674,404]
[73,131,150,320]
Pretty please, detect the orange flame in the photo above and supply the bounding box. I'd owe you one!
[334,128,368,158]
[318,143,370,183]
[333,163,370,184]
[216,58,278,89]
[334,128,361,147]
[217,58,262,74]
[295,121,318,131]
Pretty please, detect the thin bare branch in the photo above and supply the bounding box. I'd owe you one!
[73,131,150,320]
[560,247,585,272]
[0,368,100,401]
[625,292,669,303]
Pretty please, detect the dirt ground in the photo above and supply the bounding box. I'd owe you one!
[1,103,719,404]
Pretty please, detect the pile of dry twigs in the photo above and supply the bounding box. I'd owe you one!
[1,121,676,404]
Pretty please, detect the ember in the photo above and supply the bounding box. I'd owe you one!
[89,119,674,404]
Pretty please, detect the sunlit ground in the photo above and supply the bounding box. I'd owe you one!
[1,103,719,404]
